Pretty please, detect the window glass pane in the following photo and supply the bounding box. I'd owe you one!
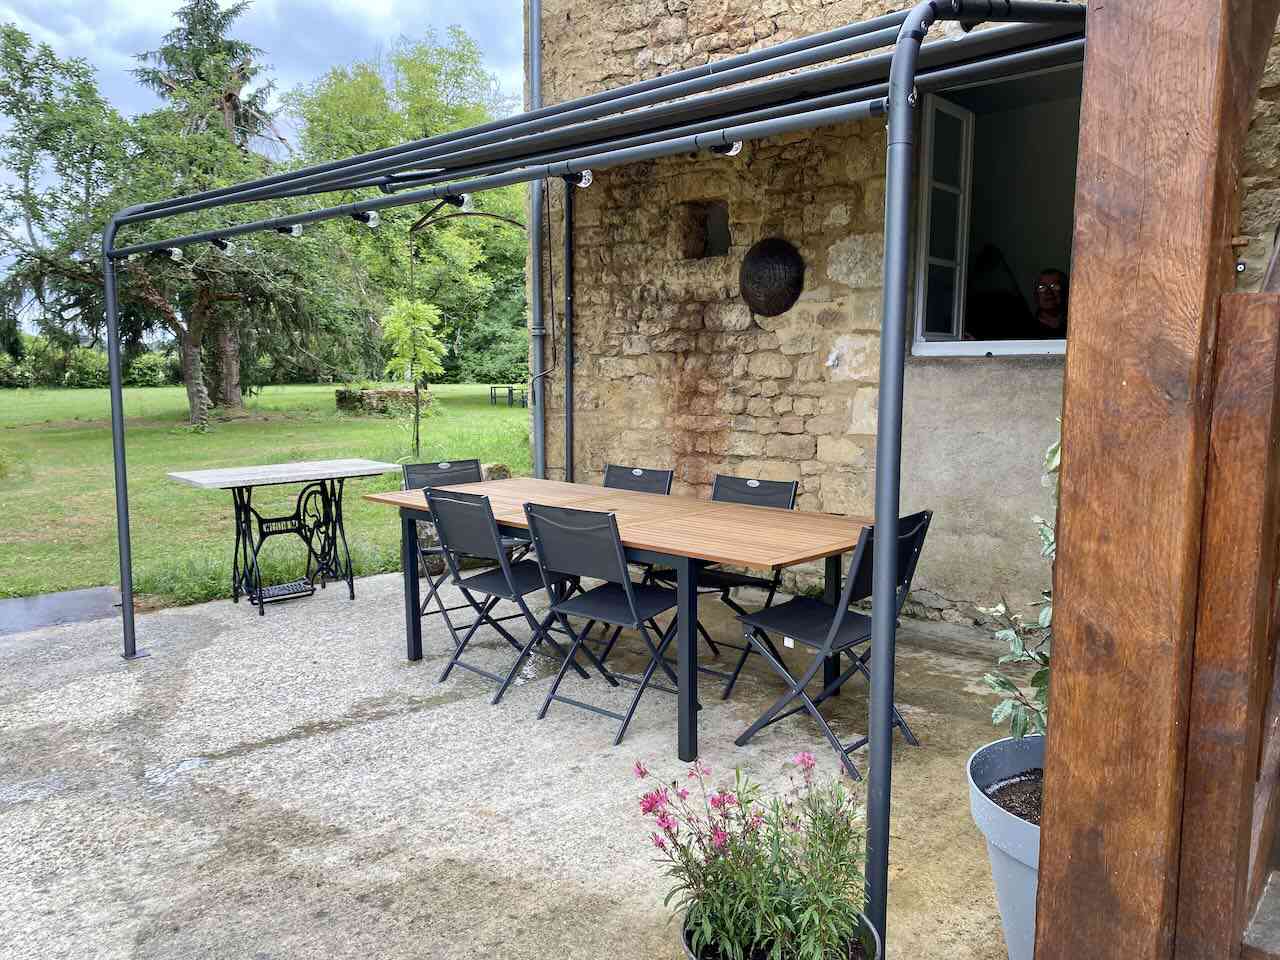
[929,187,959,262]
[931,109,963,188]
[924,264,956,336]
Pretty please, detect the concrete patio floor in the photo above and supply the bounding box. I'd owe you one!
[1,574,1011,960]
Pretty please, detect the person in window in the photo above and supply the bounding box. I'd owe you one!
[1029,268,1069,338]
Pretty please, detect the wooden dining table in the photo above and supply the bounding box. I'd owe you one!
[364,477,871,761]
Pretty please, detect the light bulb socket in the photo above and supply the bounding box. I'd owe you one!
[711,141,743,157]
[276,224,303,238]
[565,170,592,188]
[352,210,380,228]
[211,238,233,252]
[167,247,184,263]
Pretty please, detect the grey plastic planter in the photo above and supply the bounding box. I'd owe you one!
[968,735,1044,960]
[681,914,881,959]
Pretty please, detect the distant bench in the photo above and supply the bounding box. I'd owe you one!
[488,385,528,407]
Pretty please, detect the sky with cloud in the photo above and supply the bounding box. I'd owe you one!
[0,0,525,119]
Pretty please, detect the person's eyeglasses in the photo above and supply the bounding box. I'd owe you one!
[1036,282,1063,293]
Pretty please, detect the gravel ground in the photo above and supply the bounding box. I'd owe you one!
[0,573,1010,960]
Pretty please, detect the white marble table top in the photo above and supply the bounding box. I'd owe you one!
[168,458,400,490]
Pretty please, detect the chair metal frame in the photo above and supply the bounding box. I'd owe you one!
[426,488,586,705]
[734,510,932,780]
[648,474,800,694]
[403,460,527,649]
[524,503,682,745]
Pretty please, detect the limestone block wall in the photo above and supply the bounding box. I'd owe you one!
[528,0,1280,612]
[540,123,888,528]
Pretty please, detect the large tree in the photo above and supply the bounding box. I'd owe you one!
[0,18,379,424]
[286,29,529,383]
[134,0,288,409]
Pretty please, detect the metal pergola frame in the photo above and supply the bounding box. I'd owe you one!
[99,0,1086,943]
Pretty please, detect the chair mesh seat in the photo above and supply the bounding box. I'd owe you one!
[459,560,556,599]
[738,597,871,650]
[552,582,677,625]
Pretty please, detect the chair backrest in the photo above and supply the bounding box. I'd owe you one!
[424,489,508,574]
[603,463,674,495]
[829,511,934,650]
[524,503,643,623]
[403,459,483,491]
[711,473,798,510]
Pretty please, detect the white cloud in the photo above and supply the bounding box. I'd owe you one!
[0,0,524,117]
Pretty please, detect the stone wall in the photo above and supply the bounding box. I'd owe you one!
[529,0,1280,612]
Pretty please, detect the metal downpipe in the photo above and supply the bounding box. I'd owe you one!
[103,212,143,659]
[529,0,547,478]
[562,178,575,481]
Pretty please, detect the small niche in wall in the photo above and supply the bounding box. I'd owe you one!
[674,200,731,260]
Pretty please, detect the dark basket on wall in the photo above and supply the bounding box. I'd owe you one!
[739,238,805,317]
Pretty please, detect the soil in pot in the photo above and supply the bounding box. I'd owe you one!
[985,768,1043,826]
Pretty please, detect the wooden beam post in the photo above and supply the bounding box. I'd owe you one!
[1036,3,1280,959]
[1175,293,1280,960]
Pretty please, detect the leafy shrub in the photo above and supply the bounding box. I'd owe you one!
[22,335,66,386]
[0,354,33,388]
[62,347,110,388]
[982,430,1059,737]
[637,756,871,960]
[125,351,174,387]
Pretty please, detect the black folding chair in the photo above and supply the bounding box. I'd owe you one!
[524,503,682,745]
[732,510,931,779]
[650,474,799,694]
[426,489,586,705]
[404,460,526,649]
[602,463,674,495]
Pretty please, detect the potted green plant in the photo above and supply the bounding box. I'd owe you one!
[968,434,1057,960]
[635,754,880,960]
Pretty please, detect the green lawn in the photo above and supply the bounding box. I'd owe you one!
[0,383,531,605]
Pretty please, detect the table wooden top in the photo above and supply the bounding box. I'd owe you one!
[364,477,870,569]
[169,458,400,490]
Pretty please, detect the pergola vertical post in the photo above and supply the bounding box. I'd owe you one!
[1035,1,1280,957]
[102,218,142,660]
[868,0,935,941]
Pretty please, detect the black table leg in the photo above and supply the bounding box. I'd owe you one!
[675,555,701,762]
[824,553,841,695]
[330,478,355,599]
[401,510,423,661]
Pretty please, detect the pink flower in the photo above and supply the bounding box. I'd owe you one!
[640,788,669,816]
[687,758,711,779]
[793,752,817,772]
[711,827,728,849]
[709,790,737,811]
[656,812,677,834]
[651,832,668,851]
[633,760,649,780]
[677,787,690,801]
[748,813,765,831]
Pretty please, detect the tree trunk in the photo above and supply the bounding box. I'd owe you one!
[179,324,209,426]
[181,288,214,426]
[215,318,243,410]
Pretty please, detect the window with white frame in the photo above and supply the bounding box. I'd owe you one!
[913,66,1082,357]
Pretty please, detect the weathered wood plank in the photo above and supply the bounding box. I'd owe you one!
[364,479,871,568]
[1175,294,1280,960]
[1036,2,1280,958]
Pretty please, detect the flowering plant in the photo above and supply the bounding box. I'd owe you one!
[635,755,872,960]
